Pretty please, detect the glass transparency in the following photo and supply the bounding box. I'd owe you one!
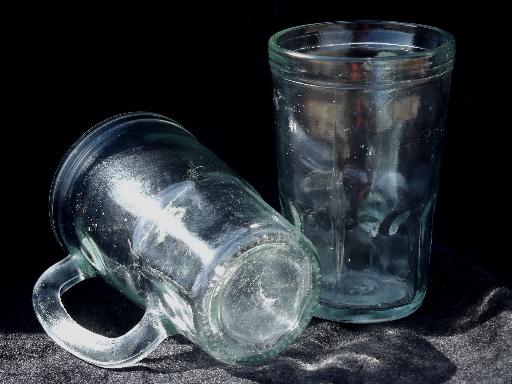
[269,21,455,322]
[33,112,319,367]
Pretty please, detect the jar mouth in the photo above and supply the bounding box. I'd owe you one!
[269,20,455,62]
[269,21,455,85]
[49,112,193,250]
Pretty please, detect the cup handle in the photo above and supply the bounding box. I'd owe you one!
[33,254,168,368]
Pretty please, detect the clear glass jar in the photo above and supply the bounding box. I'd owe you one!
[34,112,319,366]
[269,21,455,322]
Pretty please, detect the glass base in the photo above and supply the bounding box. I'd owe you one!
[200,239,320,365]
[314,291,426,323]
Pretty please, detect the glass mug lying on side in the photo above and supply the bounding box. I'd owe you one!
[270,21,455,323]
[33,112,320,367]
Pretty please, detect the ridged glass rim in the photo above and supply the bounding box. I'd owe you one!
[49,112,194,250]
[269,20,455,63]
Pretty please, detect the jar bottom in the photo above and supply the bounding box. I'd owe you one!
[314,290,426,323]
[201,240,319,365]
[320,269,415,308]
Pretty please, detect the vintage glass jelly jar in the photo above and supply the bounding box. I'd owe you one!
[269,21,455,322]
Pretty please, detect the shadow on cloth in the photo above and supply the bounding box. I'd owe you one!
[396,244,512,337]
[120,324,456,384]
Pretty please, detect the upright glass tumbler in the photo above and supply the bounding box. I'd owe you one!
[269,21,455,322]
[34,112,319,367]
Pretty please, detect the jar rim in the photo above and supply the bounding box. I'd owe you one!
[49,112,193,250]
[269,20,455,63]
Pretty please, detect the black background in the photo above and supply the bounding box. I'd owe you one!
[4,2,509,333]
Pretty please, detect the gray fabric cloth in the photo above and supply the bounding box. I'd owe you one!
[1,247,511,383]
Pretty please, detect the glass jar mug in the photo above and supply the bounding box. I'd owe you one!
[33,112,320,367]
[269,21,455,322]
